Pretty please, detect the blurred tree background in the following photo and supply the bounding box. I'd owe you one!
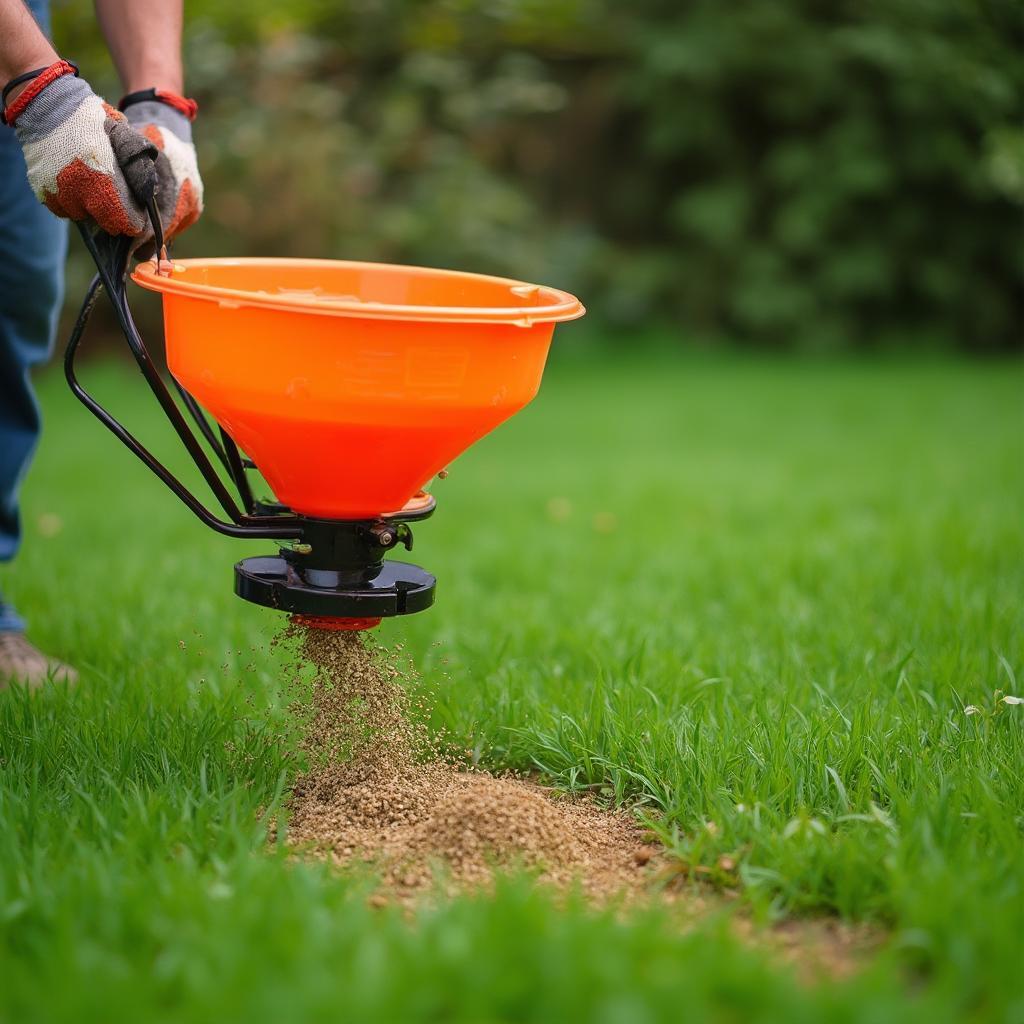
[54,0,1022,352]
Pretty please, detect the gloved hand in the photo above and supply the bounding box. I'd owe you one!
[6,64,159,239]
[120,93,203,244]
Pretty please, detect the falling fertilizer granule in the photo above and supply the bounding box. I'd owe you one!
[281,627,661,903]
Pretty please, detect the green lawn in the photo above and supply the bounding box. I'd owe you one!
[2,348,1022,1023]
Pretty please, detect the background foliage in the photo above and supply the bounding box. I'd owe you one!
[55,0,1023,351]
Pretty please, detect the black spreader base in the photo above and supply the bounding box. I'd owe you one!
[234,555,436,618]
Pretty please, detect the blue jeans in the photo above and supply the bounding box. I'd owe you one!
[0,0,68,632]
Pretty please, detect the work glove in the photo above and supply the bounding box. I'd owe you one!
[5,64,160,241]
[120,92,203,244]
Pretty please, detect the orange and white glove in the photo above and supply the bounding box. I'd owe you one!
[3,61,159,238]
[119,88,203,242]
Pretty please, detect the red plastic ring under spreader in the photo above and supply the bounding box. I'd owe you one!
[289,614,382,632]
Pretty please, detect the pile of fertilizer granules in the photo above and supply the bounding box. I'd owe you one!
[280,627,661,903]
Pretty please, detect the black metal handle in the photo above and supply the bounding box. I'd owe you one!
[65,218,303,541]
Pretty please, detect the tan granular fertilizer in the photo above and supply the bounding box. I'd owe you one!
[270,626,880,976]
[281,627,661,903]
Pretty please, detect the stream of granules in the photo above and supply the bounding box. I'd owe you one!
[280,626,662,903]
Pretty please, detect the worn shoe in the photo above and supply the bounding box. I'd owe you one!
[0,632,78,690]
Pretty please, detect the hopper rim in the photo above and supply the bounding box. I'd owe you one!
[132,257,585,326]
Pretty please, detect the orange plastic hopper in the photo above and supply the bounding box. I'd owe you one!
[132,258,584,520]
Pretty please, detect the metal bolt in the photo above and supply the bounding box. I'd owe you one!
[378,530,394,546]
[292,543,312,555]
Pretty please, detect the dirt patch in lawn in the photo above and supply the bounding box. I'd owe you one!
[274,627,880,977]
[752,918,883,982]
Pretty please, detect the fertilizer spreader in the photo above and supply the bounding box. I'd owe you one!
[68,212,584,630]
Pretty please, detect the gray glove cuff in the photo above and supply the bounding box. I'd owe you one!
[123,99,193,143]
[13,73,95,143]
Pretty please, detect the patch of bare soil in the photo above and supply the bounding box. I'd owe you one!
[276,627,880,978]
[736,917,883,982]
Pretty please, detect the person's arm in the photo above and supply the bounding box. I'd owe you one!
[0,2,59,101]
[93,0,202,243]
[0,1,157,238]
[0,0,201,248]
[93,0,184,94]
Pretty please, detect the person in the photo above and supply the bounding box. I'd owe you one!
[0,0,203,687]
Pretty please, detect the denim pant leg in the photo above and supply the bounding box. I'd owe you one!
[0,0,68,632]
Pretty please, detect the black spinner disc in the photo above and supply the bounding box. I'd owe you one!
[234,556,435,618]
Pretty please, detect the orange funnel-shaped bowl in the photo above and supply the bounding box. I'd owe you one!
[133,258,584,519]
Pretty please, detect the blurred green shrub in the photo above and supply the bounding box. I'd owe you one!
[54,0,1022,351]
